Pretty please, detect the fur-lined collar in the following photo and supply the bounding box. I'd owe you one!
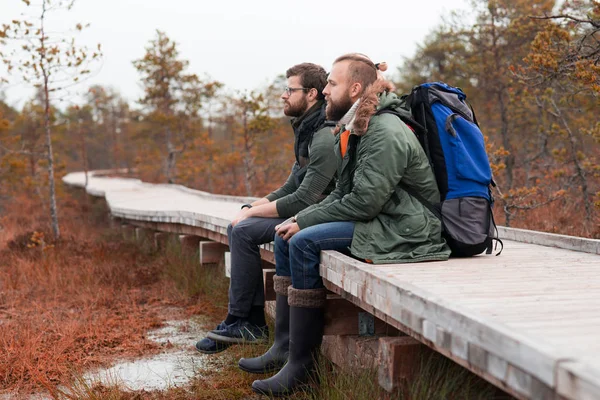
[351,79,396,136]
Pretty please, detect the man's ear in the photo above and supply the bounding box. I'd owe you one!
[307,87,318,101]
[349,82,362,100]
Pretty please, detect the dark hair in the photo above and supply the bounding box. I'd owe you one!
[286,63,327,100]
[333,53,378,92]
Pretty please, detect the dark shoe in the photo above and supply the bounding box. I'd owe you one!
[195,322,232,354]
[251,287,326,397]
[207,319,269,344]
[239,291,290,374]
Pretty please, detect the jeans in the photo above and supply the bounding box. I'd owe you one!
[227,217,285,317]
[275,222,355,289]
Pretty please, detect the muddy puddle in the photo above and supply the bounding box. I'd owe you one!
[82,317,213,391]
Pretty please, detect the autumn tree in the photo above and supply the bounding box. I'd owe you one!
[133,30,221,184]
[517,0,600,230]
[0,0,101,238]
[85,85,131,170]
[396,0,564,227]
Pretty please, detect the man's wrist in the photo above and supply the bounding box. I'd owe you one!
[241,203,253,210]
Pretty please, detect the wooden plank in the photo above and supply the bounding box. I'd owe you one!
[263,269,276,301]
[109,215,122,229]
[260,246,275,264]
[377,336,428,393]
[224,252,231,278]
[323,296,398,336]
[179,234,201,255]
[557,361,600,400]
[498,226,600,255]
[199,241,228,265]
[121,224,135,241]
[321,335,380,370]
[153,231,171,250]
[319,252,563,397]
[134,227,154,244]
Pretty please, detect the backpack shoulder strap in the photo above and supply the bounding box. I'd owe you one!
[394,181,442,222]
[374,108,427,134]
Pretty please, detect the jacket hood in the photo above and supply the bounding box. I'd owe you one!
[353,80,398,136]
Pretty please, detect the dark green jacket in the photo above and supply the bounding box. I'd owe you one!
[266,102,337,218]
[296,82,450,263]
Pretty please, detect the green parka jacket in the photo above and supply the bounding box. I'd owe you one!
[295,80,451,263]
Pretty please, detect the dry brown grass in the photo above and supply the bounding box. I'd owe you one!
[0,192,231,397]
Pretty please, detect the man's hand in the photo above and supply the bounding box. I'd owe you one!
[231,208,251,227]
[276,222,300,241]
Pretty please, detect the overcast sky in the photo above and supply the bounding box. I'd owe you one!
[1,0,469,108]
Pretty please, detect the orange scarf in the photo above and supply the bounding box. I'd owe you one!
[340,130,351,157]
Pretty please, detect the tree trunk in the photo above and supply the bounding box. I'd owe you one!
[551,97,592,221]
[41,0,60,239]
[489,7,514,226]
[165,127,174,184]
[79,119,89,187]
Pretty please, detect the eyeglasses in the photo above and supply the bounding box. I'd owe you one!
[284,87,310,96]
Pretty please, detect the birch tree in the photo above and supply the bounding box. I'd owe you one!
[0,0,101,239]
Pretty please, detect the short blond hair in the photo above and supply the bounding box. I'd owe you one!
[333,53,378,92]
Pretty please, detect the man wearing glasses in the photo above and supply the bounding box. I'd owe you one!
[195,63,337,359]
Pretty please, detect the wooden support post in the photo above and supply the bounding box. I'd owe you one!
[224,252,231,278]
[121,224,135,241]
[377,336,427,392]
[199,241,228,265]
[109,215,122,229]
[324,296,399,336]
[154,232,171,250]
[259,247,275,265]
[135,227,154,244]
[179,235,201,255]
[263,269,276,301]
[321,335,380,370]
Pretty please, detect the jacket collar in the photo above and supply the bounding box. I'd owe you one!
[350,79,396,136]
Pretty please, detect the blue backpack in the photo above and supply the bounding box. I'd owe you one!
[380,82,502,257]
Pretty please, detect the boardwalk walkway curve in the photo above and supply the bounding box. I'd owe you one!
[63,171,600,400]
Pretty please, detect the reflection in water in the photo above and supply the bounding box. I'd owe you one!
[84,319,210,391]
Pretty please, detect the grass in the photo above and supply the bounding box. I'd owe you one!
[0,191,514,399]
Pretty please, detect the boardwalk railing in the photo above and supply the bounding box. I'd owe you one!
[63,171,600,400]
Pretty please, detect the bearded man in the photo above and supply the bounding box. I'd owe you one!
[248,54,450,397]
[195,63,337,357]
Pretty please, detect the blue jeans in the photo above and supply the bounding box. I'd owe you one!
[274,222,355,289]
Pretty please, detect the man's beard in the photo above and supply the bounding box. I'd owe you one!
[283,96,308,118]
[326,93,353,121]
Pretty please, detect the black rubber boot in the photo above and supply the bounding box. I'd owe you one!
[251,287,326,397]
[238,276,291,374]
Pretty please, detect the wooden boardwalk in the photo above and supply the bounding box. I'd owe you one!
[63,171,600,400]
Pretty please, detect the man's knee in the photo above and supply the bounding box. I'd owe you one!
[274,233,287,250]
[229,219,253,243]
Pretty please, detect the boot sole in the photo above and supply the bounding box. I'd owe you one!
[207,331,268,344]
[251,383,309,397]
[238,360,286,374]
[195,345,230,355]
[251,385,288,398]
